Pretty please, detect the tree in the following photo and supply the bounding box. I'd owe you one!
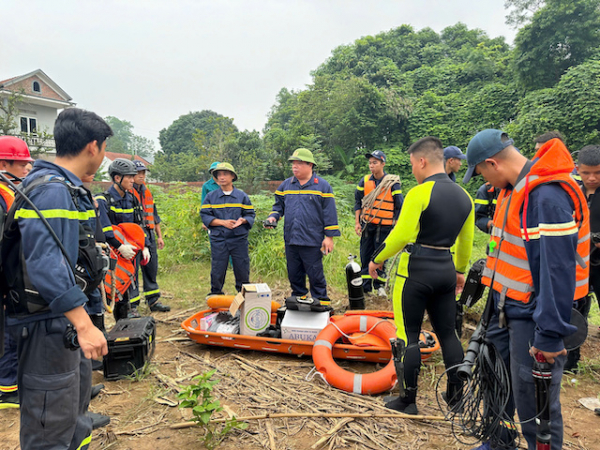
[505,0,545,27]
[158,110,237,156]
[130,135,156,158]
[0,90,23,135]
[513,0,600,90]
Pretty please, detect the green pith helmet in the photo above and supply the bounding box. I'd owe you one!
[288,148,316,165]
[212,162,238,182]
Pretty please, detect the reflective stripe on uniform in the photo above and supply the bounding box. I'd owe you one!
[75,433,92,450]
[275,190,335,198]
[15,208,96,221]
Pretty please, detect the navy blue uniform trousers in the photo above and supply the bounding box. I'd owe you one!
[285,244,328,299]
[15,316,93,449]
[486,298,566,450]
[0,324,18,395]
[210,235,249,294]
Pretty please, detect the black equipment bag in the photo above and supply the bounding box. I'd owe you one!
[285,296,333,313]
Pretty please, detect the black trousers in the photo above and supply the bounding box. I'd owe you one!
[360,224,393,292]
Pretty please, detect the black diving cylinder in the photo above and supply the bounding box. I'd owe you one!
[346,254,365,310]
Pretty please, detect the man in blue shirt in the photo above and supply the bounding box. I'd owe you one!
[265,148,341,303]
[201,163,255,296]
[444,146,467,183]
[4,108,110,449]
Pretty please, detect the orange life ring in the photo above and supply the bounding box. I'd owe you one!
[313,315,397,395]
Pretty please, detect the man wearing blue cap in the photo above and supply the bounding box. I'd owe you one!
[463,129,589,450]
[355,150,403,297]
[444,146,466,182]
[202,161,220,204]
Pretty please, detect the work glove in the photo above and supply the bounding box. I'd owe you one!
[142,247,151,266]
[118,244,136,260]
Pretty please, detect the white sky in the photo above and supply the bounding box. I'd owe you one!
[1,0,517,146]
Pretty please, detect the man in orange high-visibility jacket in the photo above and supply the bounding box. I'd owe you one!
[354,150,403,297]
[131,161,170,312]
[463,129,589,450]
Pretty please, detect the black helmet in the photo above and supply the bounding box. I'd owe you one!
[109,158,137,179]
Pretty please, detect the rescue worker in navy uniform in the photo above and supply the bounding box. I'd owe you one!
[566,144,600,371]
[201,163,255,296]
[443,146,467,182]
[463,130,589,450]
[266,148,341,304]
[474,182,499,234]
[0,136,33,409]
[4,108,109,449]
[96,159,151,319]
[369,137,474,414]
[131,160,170,312]
[354,150,403,297]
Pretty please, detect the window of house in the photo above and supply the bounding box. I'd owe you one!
[20,117,37,135]
[32,81,41,93]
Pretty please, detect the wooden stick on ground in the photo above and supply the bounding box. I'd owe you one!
[170,411,446,429]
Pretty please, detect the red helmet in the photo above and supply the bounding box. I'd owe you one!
[0,136,34,162]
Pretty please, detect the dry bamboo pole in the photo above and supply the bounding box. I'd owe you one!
[170,411,446,429]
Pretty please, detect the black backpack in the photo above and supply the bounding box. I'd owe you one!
[0,175,108,318]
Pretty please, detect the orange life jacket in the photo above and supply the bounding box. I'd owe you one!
[482,139,590,304]
[132,183,155,229]
[361,175,396,226]
[0,184,14,211]
[103,223,145,302]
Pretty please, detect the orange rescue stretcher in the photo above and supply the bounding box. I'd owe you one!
[181,309,440,365]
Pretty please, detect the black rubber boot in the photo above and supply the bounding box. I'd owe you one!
[149,301,171,312]
[88,411,110,429]
[385,387,418,415]
[90,384,104,400]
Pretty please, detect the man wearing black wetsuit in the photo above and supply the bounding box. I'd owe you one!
[369,136,474,414]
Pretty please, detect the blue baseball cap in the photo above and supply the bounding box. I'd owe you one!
[208,161,220,173]
[133,160,148,172]
[463,129,514,184]
[365,150,386,163]
[443,146,466,160]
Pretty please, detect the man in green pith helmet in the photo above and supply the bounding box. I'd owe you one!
[265,148,341,304]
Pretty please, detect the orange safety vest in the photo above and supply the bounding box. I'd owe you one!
[132,183,155,229]
[0,184,15,211]
[482,139,590,304]
[104,223,145,302]
[361,175,395,226]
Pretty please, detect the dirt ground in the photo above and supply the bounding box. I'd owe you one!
[1,291,600,450]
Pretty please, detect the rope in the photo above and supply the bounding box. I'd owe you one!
[329,318,390,341]
[361,174,400,226]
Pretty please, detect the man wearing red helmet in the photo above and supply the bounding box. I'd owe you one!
[0,136,33,409]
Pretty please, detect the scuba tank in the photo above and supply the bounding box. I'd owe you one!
[346,254,365,310]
